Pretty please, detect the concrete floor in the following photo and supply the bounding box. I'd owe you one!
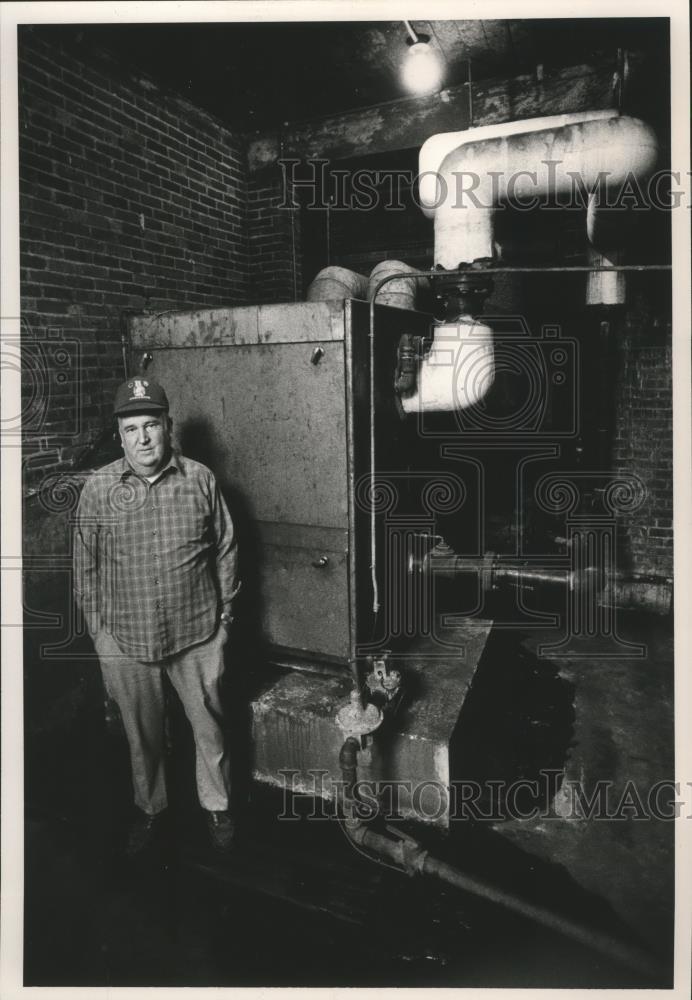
[508,622,674,960]
[23,790,669,988]
[448,615,674,960]
[22,582,674,987]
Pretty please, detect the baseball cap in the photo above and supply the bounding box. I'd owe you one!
[114,378,169,416]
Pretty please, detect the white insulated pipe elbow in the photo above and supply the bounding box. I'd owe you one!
[421,114,658,268]
[403,113,658,412]
[400,319,495,414]
[418,110,618,216]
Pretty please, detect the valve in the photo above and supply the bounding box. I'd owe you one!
[432,260,494,319]
[335,688,383,747]
[394,333,424,394]
[364,652,403,710]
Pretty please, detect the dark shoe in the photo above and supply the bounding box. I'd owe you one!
[126,808,166,856]
[205,810,235,852]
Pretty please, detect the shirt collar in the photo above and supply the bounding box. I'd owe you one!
[120,450,183,480]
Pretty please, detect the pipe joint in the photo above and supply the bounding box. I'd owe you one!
[432,261,494,319]
[338,736,360,769]
[384,825,429,877]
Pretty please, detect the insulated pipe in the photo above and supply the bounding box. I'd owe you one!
[338,738,666,983]
[307,266,369,302]
[586,246,626,305]
[367,260,420,310]
[366,264,670,618]
[585,196,630,304]
[338,737,360,797]
[424,115,658,268]
[399,315,495,414]
[418,110,618,214]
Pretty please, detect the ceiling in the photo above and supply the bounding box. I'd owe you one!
[35,18,669,133]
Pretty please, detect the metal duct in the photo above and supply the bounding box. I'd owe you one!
[307,266,369,302]
[367,260,419,310]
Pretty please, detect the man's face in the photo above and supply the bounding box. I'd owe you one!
[118,412,172,476]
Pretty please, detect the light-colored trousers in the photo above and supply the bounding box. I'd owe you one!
[94,627,230,815]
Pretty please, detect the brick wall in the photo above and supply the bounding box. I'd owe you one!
[613,313,673,580]
[19,28,249,488]
[247,167,301,303]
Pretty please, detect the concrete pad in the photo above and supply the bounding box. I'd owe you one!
[251,620,493,828]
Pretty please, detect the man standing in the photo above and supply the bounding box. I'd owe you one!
[74,377,240,855]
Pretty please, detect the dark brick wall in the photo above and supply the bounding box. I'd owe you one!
[19,28,249,487]
[613,319,673,580]
[247,167,301,303]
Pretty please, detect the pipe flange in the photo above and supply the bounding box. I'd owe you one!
[432,261,494,318]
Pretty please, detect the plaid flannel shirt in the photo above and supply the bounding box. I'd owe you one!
[74,452,240,662]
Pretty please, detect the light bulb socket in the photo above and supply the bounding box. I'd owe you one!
[406,32,430,47]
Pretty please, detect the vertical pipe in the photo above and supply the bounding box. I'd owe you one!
[119,311,130,378]
[368,290,378,618]
[290,192,298,302]
[403,20,419,44]
[467,58,473,126]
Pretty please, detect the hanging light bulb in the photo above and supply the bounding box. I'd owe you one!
[401,22,444,95]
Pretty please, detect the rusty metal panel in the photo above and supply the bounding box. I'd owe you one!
[258,302,345,344]
[145,340,348,529]
[128,301,345,349]
[128,299,438,664]
[135,309,350,661]
[256,523,349,659]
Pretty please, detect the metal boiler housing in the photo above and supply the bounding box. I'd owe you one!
[128,299,489,827]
